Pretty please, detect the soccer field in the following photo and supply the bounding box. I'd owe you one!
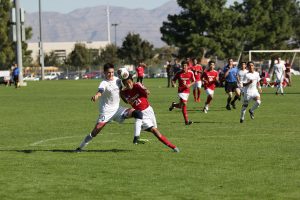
[0,77,299,200]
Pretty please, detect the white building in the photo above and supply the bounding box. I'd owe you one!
[28,41,110,61]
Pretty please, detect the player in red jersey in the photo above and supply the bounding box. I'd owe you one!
[169,60,195,125]
[191,58,203,102]
[120,75,179,152]
[202,60,219,113]
[135,62,146,84]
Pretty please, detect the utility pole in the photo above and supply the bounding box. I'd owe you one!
[39,0,45,80]
[106,5,111,43]
[14,0,25,86]
[111,23,118,46]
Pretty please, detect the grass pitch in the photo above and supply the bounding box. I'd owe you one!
[0,77,299,200]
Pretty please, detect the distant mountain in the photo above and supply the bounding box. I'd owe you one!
[25,0,181,47]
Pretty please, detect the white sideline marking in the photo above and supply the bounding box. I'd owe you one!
[30,136,78,146]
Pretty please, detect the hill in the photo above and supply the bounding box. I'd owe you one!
[24,0,180,47]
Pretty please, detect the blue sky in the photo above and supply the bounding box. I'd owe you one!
[21,0,239,13]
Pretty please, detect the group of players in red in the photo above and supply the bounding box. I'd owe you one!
[169,58,219,125]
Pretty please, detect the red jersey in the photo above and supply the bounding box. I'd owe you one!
[120,82,149,111]
[191,64,203,81]
[136,65,145,77]
[173,70,195,93]
[202,70,219,90]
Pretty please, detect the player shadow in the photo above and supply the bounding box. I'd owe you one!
[170,121,227,124]
[261,92,300,95]
[0,149,132,154]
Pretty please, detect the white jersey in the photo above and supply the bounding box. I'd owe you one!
[244,71,260,94]
[237,69,248,87]
[274,63,286,80]
[98,76,122,114]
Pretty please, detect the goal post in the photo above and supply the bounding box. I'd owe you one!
[248,50,300,61]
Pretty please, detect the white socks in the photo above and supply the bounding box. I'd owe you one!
[134,119,142,137]
[250,100,261,112]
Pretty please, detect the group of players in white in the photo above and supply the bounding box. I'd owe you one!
[75,57,287,152]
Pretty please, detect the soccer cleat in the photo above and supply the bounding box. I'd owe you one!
[226,104,231,110]
[133,136,148,144]
[231,102,236,109]
[74,147,82,153]
[275,92,278,95]
[203,107,208,113]
[185,120,193,125]
[173,147,180,153]
[249,109,254,119]
[240,119,244,123]
[169,102,175,111]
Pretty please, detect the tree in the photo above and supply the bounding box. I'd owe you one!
[95,44,120,66]
[118,33,154,66]
[0,0,14,69]
[237,0,299,52]
[160,0,242,59]
[22,27,33,67]
[161,0,300,61]
[67,43,89,68]
[44,51,62,66]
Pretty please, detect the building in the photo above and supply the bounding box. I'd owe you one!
[27,41,110,62]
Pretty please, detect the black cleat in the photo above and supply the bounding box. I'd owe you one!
[240,119,244,123]
[226,104,231,110]
[185,120,193,125]
[249,109,254,119]
[74,147,82,153]
[169,102,175,111]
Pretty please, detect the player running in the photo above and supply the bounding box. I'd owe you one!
[202,60,219,113]
[223,58,241,110]
[120,75,179,152]
[237,62,248,96]
[75,63,143,152]
[191,58,203,102]
[169,60,195,125]
[240,61,262,123]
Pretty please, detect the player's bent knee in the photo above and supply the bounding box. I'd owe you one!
[256,100,261,105]
[132,110,143,119]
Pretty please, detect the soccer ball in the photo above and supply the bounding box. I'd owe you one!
[117,67,129,80]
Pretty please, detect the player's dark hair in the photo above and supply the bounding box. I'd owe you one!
[103,63,114,72]
[181,60,188,66]
[247,61,254,67]
[208,60,215,65]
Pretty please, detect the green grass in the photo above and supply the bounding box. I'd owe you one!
[0,77,299,200]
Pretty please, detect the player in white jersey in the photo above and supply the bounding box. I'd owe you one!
[274,57,286,95]
[237,62,248,95]
[240,61,262,123]
[75,63,143,152]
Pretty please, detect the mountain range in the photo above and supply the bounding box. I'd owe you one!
[24,0,181,47]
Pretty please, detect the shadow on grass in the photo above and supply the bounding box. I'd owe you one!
[0,149,132,153]
[261,92,300,95]
[169,121,228,124]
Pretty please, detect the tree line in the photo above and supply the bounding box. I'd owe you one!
[1,0,299,70]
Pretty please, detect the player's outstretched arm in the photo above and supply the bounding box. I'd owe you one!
[91,92,101,102]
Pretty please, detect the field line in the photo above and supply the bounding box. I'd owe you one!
[30,136,79,146]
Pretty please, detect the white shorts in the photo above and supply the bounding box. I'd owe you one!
[97,106,128,124]
[205,88,215,97]
[193,81,202,89]
[243,91,260,104]
[178,93,189,102]
[141,106,157,130]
